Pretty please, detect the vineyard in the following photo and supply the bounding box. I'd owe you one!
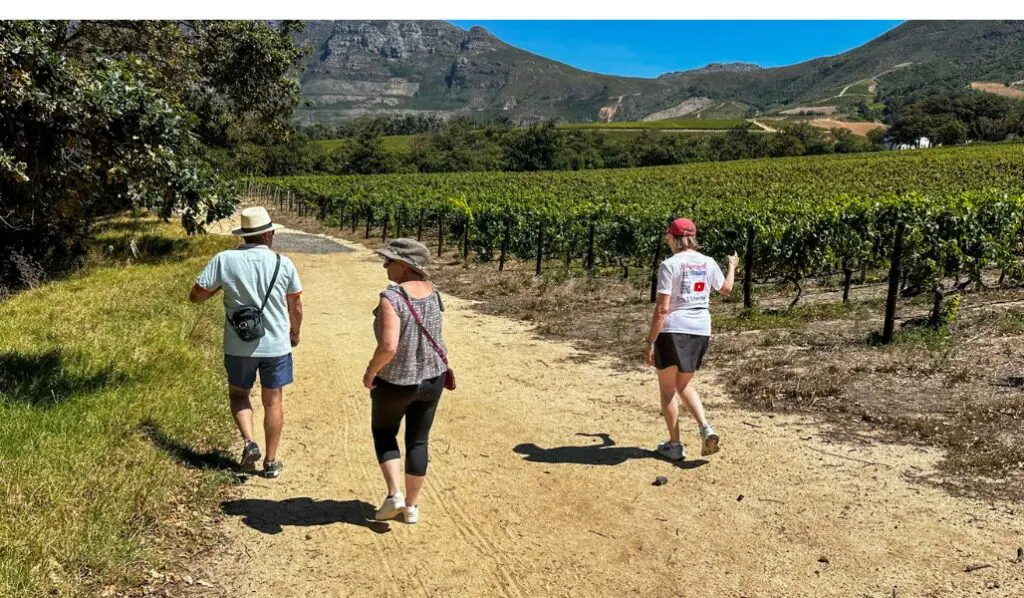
[253,144,1024,341]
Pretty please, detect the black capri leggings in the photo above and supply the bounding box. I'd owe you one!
[370,374,445,476]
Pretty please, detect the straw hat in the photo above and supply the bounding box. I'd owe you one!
[374,238,431,278]
[231,206,284,236]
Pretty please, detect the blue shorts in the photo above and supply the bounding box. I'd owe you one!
[224,353,294,390]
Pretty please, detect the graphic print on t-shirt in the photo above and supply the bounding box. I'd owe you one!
[656,251,725,337]
[676,261,713,309]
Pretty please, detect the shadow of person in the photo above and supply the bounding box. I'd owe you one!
[513,433,708,469]
[221,498,390,535]
[140,419,239,473]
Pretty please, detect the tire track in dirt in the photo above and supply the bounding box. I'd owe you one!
[421,476,526,598]
[337,373,405,598]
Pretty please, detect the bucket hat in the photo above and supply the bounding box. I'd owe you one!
[374,238,431,278]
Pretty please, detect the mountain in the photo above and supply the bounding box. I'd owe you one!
[294,20,1024,124]
[664,62,764,77]
[293,20,673,124]
[657,21,1024,108]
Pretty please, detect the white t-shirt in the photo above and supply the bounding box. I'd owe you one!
[656,250,726,337]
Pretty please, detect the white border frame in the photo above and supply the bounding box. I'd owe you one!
[4,2,1024,20]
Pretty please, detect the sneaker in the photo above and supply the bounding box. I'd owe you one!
[404,505,419,524]
[700,425,720,456]
[655,441,685,461]
[263,459,284,478]
[375,493,406,521]
[240,440,261,472]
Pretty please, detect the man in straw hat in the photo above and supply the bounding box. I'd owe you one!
[189,206,303,478]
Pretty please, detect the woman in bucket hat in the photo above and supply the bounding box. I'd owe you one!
[363,238,450,524]
[643,218,737,461]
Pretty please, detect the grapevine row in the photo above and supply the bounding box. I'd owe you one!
[250,145,1024,339]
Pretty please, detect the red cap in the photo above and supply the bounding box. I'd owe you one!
[668,218,697,237]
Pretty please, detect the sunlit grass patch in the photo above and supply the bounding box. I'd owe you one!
[0,217,238,597]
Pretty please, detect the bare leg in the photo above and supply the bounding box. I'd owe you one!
[656,367,681,444]
[405,474,425,506]
[261,387,284,462]
[379,459,402,497]
[676,374,708,427]
[229,386,254,442]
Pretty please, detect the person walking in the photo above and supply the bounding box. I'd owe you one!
[643,217,737,461]
[364,238,451,524]
[189,206,303,478]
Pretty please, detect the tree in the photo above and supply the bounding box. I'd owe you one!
[831,128,873,154]
[0,21,307,291]
[62,20,307,147]
[502,121,565,171]
[933,118,969,146]
[866,127,888,147]
[778,122,832,155]
[340,128,400,175]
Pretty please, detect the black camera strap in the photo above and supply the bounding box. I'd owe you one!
[260,254,282,313]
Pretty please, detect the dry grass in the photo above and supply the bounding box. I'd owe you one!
[264,203,1024,502]
[810,119,886,137]
[970,82,1024,99]
[721,303,1024,501]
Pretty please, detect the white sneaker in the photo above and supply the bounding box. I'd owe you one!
[656,441,685,461]
[375,493,406,521]
[404,505,419,524]
[700,425,720,456]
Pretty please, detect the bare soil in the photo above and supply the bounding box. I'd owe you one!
[152,208,1024,598]
[970,82,1024,99]
[810,119,886,137]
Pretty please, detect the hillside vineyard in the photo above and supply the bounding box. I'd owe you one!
[256,145,1024,306]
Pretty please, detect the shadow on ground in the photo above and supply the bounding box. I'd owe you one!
[513,433,708,469]
[140,419,241,474]
[221,498,390,535]
[0,349,123,407]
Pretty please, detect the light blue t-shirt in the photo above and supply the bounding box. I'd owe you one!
[196,244,302,358]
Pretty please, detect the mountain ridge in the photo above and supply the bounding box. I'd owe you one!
[293,20,1024,124]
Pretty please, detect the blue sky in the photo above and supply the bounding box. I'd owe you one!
[447,21,904,78]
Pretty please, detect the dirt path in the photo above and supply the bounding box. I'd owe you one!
[749,119,776,132]
[194,219,1024,597]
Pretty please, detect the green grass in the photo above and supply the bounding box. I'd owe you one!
[844,79,874,96]
[308,122,751,158]
[0,218,239,597]
[312,135,421,154]
[695,101,752,119]
[310,138,346,153]
[559,118,753,131]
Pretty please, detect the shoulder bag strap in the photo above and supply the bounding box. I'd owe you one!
[394,288,448,367]
[259,253,282,313]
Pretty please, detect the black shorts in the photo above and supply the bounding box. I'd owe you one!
[653,333,710,372]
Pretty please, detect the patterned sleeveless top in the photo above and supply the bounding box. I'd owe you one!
[373,284,447,386]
